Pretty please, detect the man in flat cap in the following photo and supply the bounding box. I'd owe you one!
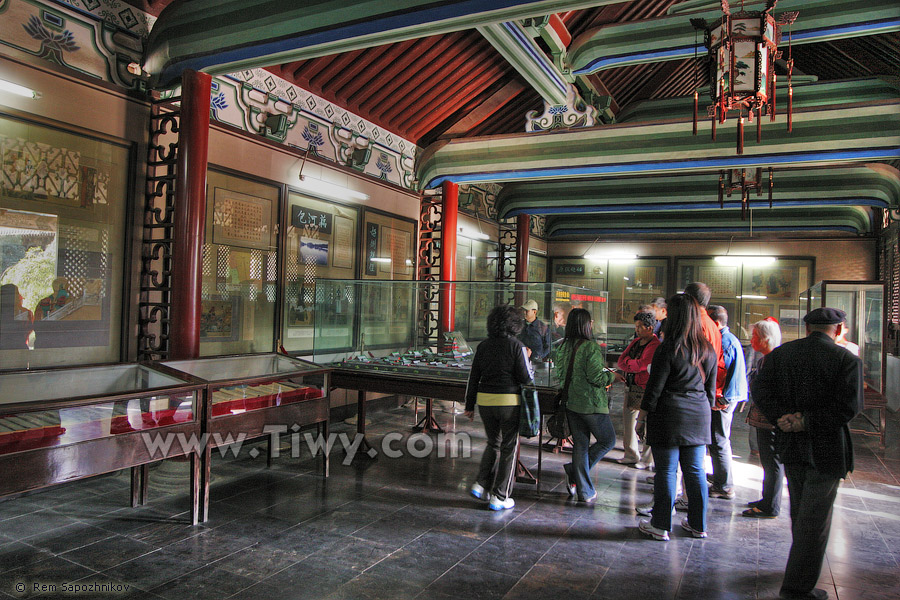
[751,307,863,600]
[518,299,552,363]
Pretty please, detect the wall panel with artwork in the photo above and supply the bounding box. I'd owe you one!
[282,191,359,354]
[0,115,129,368]
[200,170,280,357]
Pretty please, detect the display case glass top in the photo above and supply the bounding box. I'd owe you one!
[159,353,329,419]
[799,281,885,393]
[0,363,192,405]
[312,280,608,387]
[0,363,200,455]
[160,353,324,383]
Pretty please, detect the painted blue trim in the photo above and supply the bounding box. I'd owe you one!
[573,18,900,76]
[551,226,860,236]
[502,22,568,96]
[504,198,889,217]
[574,45,699,75]
[792,18,900,43]
[426,147,900,188]
[156,0,559,86]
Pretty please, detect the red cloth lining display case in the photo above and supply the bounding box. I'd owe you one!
[155,353,331,523]
[0,363,205,522]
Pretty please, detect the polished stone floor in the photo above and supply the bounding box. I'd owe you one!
[1,394,898,600]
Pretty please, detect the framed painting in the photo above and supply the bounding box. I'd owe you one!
[199,297,241,341]
[747,267,797,300]
[212,188,273,251]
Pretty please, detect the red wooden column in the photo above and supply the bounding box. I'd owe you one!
[516,214,531,282]
[438,181,459,339]
[170,70,212,360]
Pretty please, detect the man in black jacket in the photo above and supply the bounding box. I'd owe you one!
[518,299,552,362]
[751,307,863,600]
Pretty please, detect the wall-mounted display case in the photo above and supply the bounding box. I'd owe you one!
[312,280,608,387]
[0,363,203,519]
[156,353,330,522]
[799,281,886,394]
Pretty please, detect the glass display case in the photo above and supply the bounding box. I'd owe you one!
[156,353,331,522]
[312,280,609,387]
[0,363,203,518]
[799,281,886,393]
[159,353,329,419]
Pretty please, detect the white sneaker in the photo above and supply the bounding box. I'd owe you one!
[470,483,488,501]
[488,496,515,511]
[674,496,689,511]
[681,518,708,539]
[635,504,676,517]
[634,462,648,470]
[638,519,669,541]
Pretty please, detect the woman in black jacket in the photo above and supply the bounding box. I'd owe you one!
[636,294,716,541]
[464,305,534,511]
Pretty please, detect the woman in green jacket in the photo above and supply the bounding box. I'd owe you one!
[553,308,616,503]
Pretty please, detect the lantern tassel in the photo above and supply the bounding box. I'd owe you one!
[718,173,724,209]
[768,167,774,208]
[738,116,744,154]
[771,73,777,122]
[757,104,762,143]
[712,105,717,141]
[787,87,793,132]
[693,91,698,136]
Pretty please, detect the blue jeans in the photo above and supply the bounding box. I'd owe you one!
[566,410,616,500]
[650,444,708,532]
[708,401,736,489]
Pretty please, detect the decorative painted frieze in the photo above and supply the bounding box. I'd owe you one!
[526,83,598,132]
[0,0,145,88]
[208,73,417,191]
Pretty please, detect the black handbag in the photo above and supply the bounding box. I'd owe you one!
[518,385,540,438]
[547,340,583,440]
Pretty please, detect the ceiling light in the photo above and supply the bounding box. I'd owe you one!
[715,256,777,266]
[297,175,369,202]
[458,226,488,240]
[0,78,40,99]
[584,252,637,261]
[370,257,391,263]
[737,295,768,299]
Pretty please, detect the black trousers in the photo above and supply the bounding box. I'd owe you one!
[756,427,784,515]
[780,462,841,597]
[708,401,736,489]
[476,405,520,501]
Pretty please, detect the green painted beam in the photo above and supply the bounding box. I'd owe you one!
[416,88,900,188]
[144,0,622,88]
[477,21,569,105]
[495,166,900,218]
[547,206,873,236]
[569,0,900,75]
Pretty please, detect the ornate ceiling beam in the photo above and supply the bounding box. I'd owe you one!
[417,83,900,188]
[477,20,570,106]
[145,0,621,88]
[569,0,900,76]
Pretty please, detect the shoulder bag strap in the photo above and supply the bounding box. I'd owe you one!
[562,339,585,395]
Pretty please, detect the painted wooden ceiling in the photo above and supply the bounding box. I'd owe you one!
[135,0,900,238]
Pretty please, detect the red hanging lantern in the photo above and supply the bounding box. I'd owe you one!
[718,167,774,220]
[691,1,798,153]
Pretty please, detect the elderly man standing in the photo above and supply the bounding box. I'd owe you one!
[751,307,863,600]
[518,299,552,363]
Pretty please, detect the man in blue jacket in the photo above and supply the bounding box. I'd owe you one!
[751,307,863,600]
[706,305,747,499]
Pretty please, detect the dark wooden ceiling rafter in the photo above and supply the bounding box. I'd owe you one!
[345,37,441,108]
[377,38,497,124]
[334,41,416,104]
[357,34,463,113]
[406,63,515,139]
